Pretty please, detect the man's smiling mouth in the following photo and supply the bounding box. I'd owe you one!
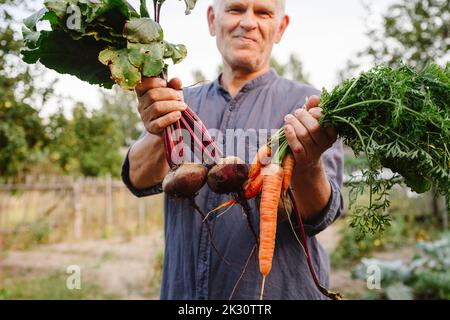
[234,35,258,43]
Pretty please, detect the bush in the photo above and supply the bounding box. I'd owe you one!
[331,215,424,267]
[351,233,450,300]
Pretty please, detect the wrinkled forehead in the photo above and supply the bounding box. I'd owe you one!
[213,0,286,13]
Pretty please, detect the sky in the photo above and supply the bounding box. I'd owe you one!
[16,0,397,114]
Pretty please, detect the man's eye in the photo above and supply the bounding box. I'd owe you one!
[227,8,243,13]
[257,11,271,17]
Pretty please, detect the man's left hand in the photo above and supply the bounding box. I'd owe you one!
[284,95,337,169]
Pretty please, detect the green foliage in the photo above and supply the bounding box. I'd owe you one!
[0,0,54,180]
[0,0,141,179]
[191,69,208,83]
[351,233,450,300]
[100,86,141,146]
[331,214,423,267]
[413,269,450,299]
[270,54,310,83]
[47,103,124,177]
[2,219,51,250]
[343,153,369,175]
[23,29,117,89]
[365,0,449,70]
[0,104,47,177]
[0,271,120,300]
[340,0,449,79]
[320,63,450,238]
[22,0,196,89]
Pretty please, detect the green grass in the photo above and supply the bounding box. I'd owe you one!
[0,271,121,300]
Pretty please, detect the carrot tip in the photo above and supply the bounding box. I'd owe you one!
[260,276,267,301]
[203,199,237,222]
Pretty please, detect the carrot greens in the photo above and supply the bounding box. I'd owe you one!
[320,63,449,237]
[265,63,449,238]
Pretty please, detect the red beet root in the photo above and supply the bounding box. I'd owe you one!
[207,157,248,194]
[163,163,208,198]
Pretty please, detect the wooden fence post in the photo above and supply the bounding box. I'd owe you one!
[73,178,83,240]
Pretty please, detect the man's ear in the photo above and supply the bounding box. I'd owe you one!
[274,15,290,44]
[207,6,216,36]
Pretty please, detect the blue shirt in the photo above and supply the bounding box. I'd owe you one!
[122,69,344,300]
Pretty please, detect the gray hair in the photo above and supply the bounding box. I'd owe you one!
[213,0,286,14]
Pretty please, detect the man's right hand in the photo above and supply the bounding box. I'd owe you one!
[135,77,187,135]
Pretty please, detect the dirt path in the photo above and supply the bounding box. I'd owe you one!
[1,221,417,300]
[1,231,164,299]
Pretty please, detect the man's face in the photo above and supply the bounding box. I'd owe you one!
[208,0,289,73]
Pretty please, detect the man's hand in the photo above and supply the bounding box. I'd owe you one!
[135,77,187,135]
[283,95,338,221]
[284,95,337,169]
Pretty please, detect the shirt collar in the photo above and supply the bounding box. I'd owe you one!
[213,68,279,96]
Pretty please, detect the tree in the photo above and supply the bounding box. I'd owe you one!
[190,53,310,85]
[100,86,142,146]
[191,69,207,83]
[0,0,51,181]
[340,0,449,79]
[270,53,310,83]
[47,103,124,177]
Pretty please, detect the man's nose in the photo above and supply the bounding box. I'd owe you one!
[239,11,258,30]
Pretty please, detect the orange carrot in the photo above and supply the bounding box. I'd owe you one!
[281,153,296,193]
[206,173,263,218]
[259,163,284,300]
[244,172,264,199]
[249,145,271,179]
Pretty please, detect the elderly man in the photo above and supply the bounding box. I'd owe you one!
[122,0,344,300]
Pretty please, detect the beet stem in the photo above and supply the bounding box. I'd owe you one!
[174,120,184,161]
[179,116,205,157]
[287,188,343,300]
[163,127,174,168]
[180,116,215,164]
[169,124,183,165]
[184,107,222,160]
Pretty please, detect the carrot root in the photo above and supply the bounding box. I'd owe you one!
[260,276,267,301]
[244,173,264,199]
[281,153,295,194]
[259,164,283,277]
[249,145,272,179]
[203,199,237,222]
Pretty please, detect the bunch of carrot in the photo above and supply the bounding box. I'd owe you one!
[244,130,296,300]
[215,128,341,300]
[252,129,341,300]
[254,147,295,300]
